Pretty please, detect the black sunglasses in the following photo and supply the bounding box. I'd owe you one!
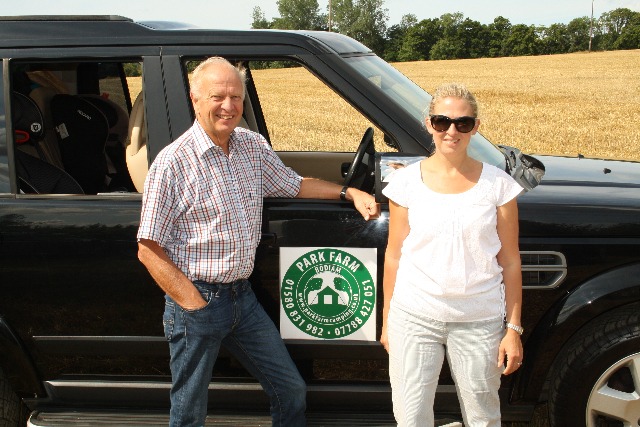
[429,115,477,133]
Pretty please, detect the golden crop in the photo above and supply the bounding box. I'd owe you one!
[393,49,640,161]
[128,49,640,161]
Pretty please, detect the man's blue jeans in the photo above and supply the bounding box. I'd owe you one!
[163,279,307,427]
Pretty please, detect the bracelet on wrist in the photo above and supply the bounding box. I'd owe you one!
[506,322,524,335]
[340,186,348,201]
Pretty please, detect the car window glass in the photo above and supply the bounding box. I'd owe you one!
[183,59,396,154]
[345,55,505,168]
[248,61,392,154]
[9,61,144,195]
[184,58,395,186]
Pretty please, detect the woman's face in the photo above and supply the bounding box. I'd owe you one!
[426,96,480,157]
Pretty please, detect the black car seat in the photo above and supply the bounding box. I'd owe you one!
[48,94,135,194]
[81,95,135,192]
[27,70,73,169]
[29,86,66,169]
[11,91,84,194]
[51,94,110,194]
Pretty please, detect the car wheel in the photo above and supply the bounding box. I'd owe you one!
[0,367,28,426]
[548,305,640,427]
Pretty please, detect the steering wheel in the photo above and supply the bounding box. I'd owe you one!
[343,127,376,192]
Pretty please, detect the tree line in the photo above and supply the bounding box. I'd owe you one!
[251,0,640,61]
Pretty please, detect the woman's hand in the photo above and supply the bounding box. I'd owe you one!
[380,324,390,353]
[498,329,523,375]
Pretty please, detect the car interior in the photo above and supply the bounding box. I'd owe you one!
[10,58,383,196]
[11,62,138,195]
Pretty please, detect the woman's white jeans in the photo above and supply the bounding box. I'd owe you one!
[388,304,504,427]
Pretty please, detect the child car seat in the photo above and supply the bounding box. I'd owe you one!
[51,94,110,194]
[29,86,66,169]
[81,95,135,192]
[11,91,84,194]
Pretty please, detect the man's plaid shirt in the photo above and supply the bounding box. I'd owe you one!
[137,121,302,283]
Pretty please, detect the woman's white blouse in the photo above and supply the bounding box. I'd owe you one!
[382,161,523,322]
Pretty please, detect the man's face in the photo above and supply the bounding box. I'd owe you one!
[192,63,244,143]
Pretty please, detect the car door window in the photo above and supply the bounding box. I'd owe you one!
[9,60,144,195]
[184,58,396,185]
[250,60,395,184]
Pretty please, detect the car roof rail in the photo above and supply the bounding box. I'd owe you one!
[0,15,132,22]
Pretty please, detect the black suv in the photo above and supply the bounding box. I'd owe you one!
[1,15,639,427]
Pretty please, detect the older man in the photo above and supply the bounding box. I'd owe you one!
[137,57,378,427]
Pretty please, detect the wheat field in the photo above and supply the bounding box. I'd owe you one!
[253,49,640,161]
[393,49,640,161]
[128,49,639,162]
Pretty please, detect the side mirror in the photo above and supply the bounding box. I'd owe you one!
[383,133,399,150]
[498,145,546,191]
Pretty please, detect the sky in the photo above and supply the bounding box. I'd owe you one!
[3,0,640,30]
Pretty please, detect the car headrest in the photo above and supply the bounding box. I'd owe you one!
[81,95,129,146]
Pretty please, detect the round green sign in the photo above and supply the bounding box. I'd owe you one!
[281,248,375,339]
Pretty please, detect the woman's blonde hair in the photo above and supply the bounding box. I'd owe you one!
[428,82,478,117]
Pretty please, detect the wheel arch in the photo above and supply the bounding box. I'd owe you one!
[512,262,640,402]
[544,301,640,425]
[0,315,44,398]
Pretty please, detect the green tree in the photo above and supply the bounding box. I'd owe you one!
[601,8,638,35]
[384,25,405,61]
[613,12,640,49]
[502,24,539,56]
[249,3,640,60]
[458,18,490,58]
[600,8,640,49]
[540,23,570,54]
[331,0,389,54]
[439,12,464,39]
[272,0,323,30]
[397,18,440,61]
[353,0,388,53]
[399,13,418,29]
[383,14,417,61]
[426,13,489,60]
[251,6,271,29]
[330,0,357,33]
[123,62,141,77]
[430,38,464,60]
[567,17,591,51]
[428,13,464,60]
[487,16,512,57]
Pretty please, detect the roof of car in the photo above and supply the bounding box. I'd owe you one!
[0,15,371,55]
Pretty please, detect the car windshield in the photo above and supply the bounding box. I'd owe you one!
[344,55,506,168]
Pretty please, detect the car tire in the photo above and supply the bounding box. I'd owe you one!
[0,367,28,427]
[548,304,640,427]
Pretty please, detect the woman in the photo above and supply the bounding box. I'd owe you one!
[380,83,524,426]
